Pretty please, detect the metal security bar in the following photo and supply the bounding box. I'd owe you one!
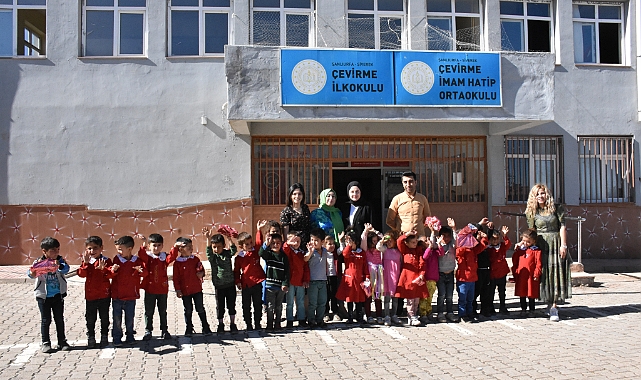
[579,136,634,203]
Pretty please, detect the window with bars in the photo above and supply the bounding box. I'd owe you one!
[252,136,486,205]
[505,136,563,203]
[579,136,634,203]
[347,0,405,50]
[251,0,313,47]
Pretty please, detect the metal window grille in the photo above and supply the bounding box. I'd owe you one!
[253,136,486,205]
[579,136,634,203]
[505,136,563,203]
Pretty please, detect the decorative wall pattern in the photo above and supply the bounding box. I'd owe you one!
[492,204,640,260]
[0,200,253,265]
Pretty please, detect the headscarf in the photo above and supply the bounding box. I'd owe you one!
[319,188,344,241]
[346,181,365,206]
[456,223,478,248]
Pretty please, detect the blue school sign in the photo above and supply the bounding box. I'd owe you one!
[280,49,395,106]
[280,49,501,107]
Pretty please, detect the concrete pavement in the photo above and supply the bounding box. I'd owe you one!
[0,272,639,379]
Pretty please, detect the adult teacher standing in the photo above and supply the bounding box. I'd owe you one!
[525,184,572,322]
[386,171,431,237]
[310,188,344,242]
[280,183,311,245]
[340,181,372,237]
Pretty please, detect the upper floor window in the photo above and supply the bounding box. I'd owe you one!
[573,1,623,64]
[500,0,552,52]
[169,0,230,56]
[83,0,146,57]
[0,0,46,57]
[505,136,563,203]
[347,0,404,50]
[426,0,481,51]
[252,0,313,47]
[579,136,634,203]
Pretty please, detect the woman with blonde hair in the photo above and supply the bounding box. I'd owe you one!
[525,184,572,322]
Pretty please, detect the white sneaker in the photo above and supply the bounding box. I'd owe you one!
[384,316,391,326]
[549,306,560,322]
[410,316,421,326]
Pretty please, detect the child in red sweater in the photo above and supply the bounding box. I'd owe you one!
[454,219,488,322]
[488,226,511,315]
[138,233,177,341]
[395,231,428,326]
[234,229,266,331]
[110,236,147,346]
[283,231,310,328]
[77,236,113,348]
[335,229,369,326]
[172,237,212,336]
[512,228,542,317]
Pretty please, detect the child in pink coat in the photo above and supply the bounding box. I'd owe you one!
[378,230,402,326]
[361,223,384,324]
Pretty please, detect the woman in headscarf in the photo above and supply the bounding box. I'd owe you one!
[339,181,373,237]
[310,188,344,242]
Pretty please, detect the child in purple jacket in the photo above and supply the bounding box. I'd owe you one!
[419,226,442,324]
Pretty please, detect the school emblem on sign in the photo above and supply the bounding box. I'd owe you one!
[400,61,434,95]
[291,59,327,95]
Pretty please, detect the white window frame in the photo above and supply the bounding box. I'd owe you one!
[505,136,563,204]
[426,0,483,51]
[572,1,625,65]
[347,0,406,50]
[0,0,46,57]
[168,0,231,57]
[83,0,148,57]
[499,0,553,53]
[251,0,314,47]
[579,136,634,204]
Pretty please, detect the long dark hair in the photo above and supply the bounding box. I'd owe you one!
[286,182,306,207]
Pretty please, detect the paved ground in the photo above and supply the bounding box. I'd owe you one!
[0,272,639,380]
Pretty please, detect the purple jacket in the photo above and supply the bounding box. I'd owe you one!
[422,246,442,282]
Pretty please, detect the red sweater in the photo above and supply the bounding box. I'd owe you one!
[234,246,266,288]
[110,255,147,301]
[77,255,113,301]
[172,255,205,297]
[138,246,178,294]
[283,243,310,287]
[488,236,511,279]
[455,238,488,282]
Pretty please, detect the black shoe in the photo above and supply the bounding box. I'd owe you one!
[499,308,510,315]
[308,321,317,329]
[317,321,327,329]
[203,326,213,336]
[230,323,238,334]
[100,335,109,347]
[124,336,135,345]
[184,327,194,337]
[58,341,71,351]
[286,321,294,328]
[161,330,173,340]
[87,337,96,349]
[217,324,225,334]
[142,331,152,341]
[298,320,308,327]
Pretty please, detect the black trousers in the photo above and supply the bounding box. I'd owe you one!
[86,297,110,338]
[37,294,66,344]
[242,283,263,327]
[474,269,493,314]
[215,286,237,320]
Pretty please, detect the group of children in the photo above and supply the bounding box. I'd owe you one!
[29,216,544,353]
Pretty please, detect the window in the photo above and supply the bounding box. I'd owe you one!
[347,0,404,50]
[573,2,624,64]
[251,0,313,47]
[579,136,634,203]
[169,0,230,56]
[83,0,147,57]
[505,136,563,203]
[500,0,552,52]
[426,0,481,51]
[0,0,46,57]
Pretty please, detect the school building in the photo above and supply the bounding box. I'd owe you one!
[0,0,638,264]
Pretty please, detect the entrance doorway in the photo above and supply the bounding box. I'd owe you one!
[332,165,410,233]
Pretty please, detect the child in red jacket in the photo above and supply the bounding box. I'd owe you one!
[512,228,542,317]
[138,233,177,341]
[335,229,369,326]
[488,226,511,315]
[172,237,212,336]
[77,236,113,348]
[395,231,428,326]
[454,219,488,322]
[283,231,310,328]
[234,230,266,331]
[110,236,147,346]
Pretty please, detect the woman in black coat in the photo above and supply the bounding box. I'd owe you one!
[339,181,373,237]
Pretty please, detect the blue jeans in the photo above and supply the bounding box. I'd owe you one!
[112,299,136,342]
[286,285,306,321]
[456,281,475,317]
[307,280,327,324]
[437,272,455,314]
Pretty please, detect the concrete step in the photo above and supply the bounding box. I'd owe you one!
[571,272,595,287]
